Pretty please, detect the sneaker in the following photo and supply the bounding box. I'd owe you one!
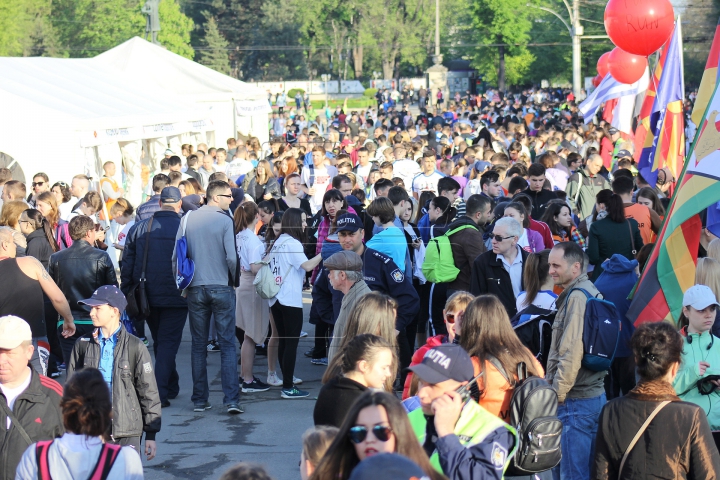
[161,399,171,408]
[207,340,220,352]
[193,402,211,412]
[304,348,316,358]
[57,362,66,371]
[266,372,283,386]
[227,403,244,414]
[300,330,309,338]
[281,387,309,399]
[293,376,303,385]
[311,357,328,366]
[50,370,61,379]
[242,377,271,393]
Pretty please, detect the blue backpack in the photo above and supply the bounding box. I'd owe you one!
[175,211,195,290]
[570,288,622,372]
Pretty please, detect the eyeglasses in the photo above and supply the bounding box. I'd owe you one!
[32,181,45,187]
[492,235,514,242]
[348,425,393,444]
[445,312,459,324]
[216,194,232,198]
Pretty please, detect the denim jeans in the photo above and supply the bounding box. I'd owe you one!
[187,285,239,405]
[553,393,606,480]
[146,307,188,402]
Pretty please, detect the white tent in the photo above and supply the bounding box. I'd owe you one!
[94,37,271,149]
[0,56,214,205]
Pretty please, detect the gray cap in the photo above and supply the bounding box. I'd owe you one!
[324,250,363,272]
[160,186,182,204]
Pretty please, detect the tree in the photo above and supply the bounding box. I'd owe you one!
[470,0,534,89]
[0,0,61,56]
[157,0,194,59]
[197,17,231,74]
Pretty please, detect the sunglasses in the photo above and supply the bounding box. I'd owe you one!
[445,312,460,324]
[492,235,514,242]
[348,425,393,444]
[32,181,45,187]
[216,194,233,198]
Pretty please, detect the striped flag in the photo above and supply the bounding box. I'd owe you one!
[637,23,685,186]
[691,17,720,126]
[578,72,648,124]
[628,78,720,325]
[634,43,670,163]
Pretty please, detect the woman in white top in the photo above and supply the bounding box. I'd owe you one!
[515,249,558,313]
[50,181,74,221]
[16,368,143,480]
[267,208,323,398]
[233,202,271,393]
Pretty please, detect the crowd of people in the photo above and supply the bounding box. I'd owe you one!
[3,86,720,480]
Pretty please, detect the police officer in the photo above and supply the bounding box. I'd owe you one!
[336,213,419,376]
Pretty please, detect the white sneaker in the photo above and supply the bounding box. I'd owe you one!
[266,372,282,387]
[300,330,309,337]
[293,376,303,385]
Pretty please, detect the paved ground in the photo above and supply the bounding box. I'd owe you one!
[140,295,318,480]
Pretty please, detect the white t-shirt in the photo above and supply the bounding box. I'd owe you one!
[516,290,558,312]
[356,163,373,183]
[116,220,136,247]
[412,171,445,195]
[236,228,265,272]
[301,164,338,214]
[393,159,421,192]
[226,160,255,183]
[267,234,308,308]
[464,179,482,200]
[58,202,74,222]
[0,367,31,428]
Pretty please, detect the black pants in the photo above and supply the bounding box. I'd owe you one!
[429,283,448,336]
[604,356,637,400]
[111,435,141,453]
[58,323,95,366]
[44,299,62,372]
[396,329,412,387]
[146,307,188,402]
[270,302,303,389]
[313,321,333,359]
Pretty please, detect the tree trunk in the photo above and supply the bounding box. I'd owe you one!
[498,44,506,92]
[381,44,394,79]
[352,42,364,79]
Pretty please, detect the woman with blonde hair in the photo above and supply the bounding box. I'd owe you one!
[707,237,720,263]
[178,180,196,197]
[0,200,30,254]
[459,295,543,420]
[233,201,271,393]
[35,191,72,249]
[324,292,398,387]
[301,426,339,480]
[247,159,281,203]
[696,256,720,338]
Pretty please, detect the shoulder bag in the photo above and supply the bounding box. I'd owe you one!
[618,401,670,476]
[126,217,154,320]
[626,220,637,255]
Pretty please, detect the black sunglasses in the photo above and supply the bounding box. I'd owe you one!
[492,235,514,242]
[348,425,393,444]
[216,194,232,198]
[32,181,45,187]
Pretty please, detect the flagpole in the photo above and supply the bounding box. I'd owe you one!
[678,16,685,100]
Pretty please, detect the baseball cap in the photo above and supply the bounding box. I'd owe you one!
[407,344,474,385]
[560,140,578,153]
[0,316,32,349]
[474,160,492,173]
[616,149,633,160]
[164,149,174,155]
[683,285,720,310]
[335,213,363,233]
[160,186,182,204]
[348,454,428,480]
[608,127,619,135]
[325,250,363,271]
[78,285,128,312]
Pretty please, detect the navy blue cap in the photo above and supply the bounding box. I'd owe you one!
[407,344,474,384]
[160,186,182,203]
[335,213,363,233]
[78,285,128,311]
[348,453,427,480]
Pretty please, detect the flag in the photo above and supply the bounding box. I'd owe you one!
[691,17,720,126]
[637,22,685,186]
[612,94,640,134]
[578,72,648,124]
[628,78,720,326]
[633,43,670,163]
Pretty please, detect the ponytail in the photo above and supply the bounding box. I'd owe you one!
[23,209,59,252]
[521,249,551,309]
[233,202,258,234]
[41,217,60,253]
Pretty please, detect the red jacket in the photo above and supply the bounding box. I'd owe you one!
[529,218,554,249]
[402,334,447,399]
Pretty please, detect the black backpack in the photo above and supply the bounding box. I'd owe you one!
[510,305,556,370]
[488,357,562,475]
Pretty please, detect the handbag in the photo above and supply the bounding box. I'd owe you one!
[626,220,637,255]
[126,217,153,320]
[618,400,670,476]
[253,237,293,300]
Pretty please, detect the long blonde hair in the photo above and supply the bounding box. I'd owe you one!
[707,238,720,264]
[696,257,720,303]
[322,292,398,387]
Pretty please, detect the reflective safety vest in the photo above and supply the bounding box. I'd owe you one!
[408,399,517,475]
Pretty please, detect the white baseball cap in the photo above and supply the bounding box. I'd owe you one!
[682,285,720,311]
[0,316,32,349]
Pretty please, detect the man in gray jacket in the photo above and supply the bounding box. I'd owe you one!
[546,242,606,480]
[173,180,241,414]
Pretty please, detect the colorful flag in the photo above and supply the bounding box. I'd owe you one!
[691,17,720,126]
[628,78,720,325]
[636,22,685,186]
[633,42,670,163]
[578,72,648,123]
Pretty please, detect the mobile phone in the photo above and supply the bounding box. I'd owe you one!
[455,372,483,403]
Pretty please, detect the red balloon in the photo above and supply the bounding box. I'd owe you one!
[608,47,648,84]
[592,75,602,87]
[597,52,611,78]
[605,0,674,56]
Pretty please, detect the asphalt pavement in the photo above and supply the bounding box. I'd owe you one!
[141,294,318,480]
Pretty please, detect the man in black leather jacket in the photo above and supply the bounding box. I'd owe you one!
[48,215,117,364]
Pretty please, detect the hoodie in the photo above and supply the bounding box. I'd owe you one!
[594,254,638,357]
[522,187,558,219]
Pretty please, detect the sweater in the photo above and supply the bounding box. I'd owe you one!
[313,377,368,427]
[594,254,638,357]
[587,217,643,281]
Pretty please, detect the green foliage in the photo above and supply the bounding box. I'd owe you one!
[197,17,231,75]
[364,88,378,97]
[0,0,62,56]
[310,97,375,109]
[157,0,194,59]
[287,88,305,98]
